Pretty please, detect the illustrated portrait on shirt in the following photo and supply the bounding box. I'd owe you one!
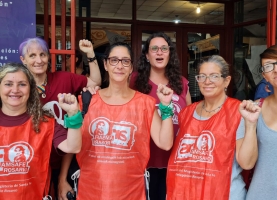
[92,120,109,135]
[9,144,31,162]
[196,134,213,151]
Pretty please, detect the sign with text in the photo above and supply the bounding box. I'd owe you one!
[0,0,36,66]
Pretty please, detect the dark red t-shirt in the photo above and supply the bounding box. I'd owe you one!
[40,71,87,168]
[130,72,189,168]
[41,71,87,124]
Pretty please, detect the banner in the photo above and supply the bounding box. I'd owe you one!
[0,0,36,66]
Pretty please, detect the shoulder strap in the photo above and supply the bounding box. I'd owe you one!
[81,90,92,117]
[258,98,265,107]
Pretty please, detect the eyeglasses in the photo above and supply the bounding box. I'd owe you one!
[195,74,224,82]
[149,45,170,53]
[262,62,277,73]
[107,57,132,67]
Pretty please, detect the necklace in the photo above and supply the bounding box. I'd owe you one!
[202,103,222,113]
[202,95,227,113]
[200,95,227,119]
[36,76,47,98]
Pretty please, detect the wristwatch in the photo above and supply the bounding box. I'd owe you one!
[87,56,96,62]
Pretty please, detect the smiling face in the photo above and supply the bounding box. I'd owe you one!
[20,42,49,76]
[104,46,133,83]
[262,58,277,88]
[0,71,30,114]
[198,62,231,99]
[146,37,170,70]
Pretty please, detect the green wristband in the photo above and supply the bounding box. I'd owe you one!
[161,113,173,121]
[159,101,174,120]
[64,111,83,129]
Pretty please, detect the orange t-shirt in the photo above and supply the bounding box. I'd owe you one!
[0,117,55,199]
[77,91,155,200]
[167,98,241,200]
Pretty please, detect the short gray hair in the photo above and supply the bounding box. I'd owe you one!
[197,55,230,78]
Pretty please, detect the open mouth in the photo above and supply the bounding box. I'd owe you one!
[156,58,164,62]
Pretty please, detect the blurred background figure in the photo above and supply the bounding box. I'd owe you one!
[66,49,89,76]
[254,77,273,100]
[188,59,203,103]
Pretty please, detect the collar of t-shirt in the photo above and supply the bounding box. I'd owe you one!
[0,110,30,127]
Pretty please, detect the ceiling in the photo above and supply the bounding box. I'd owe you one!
[36,0,268,37]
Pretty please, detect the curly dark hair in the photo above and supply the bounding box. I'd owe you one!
[134,32,183,95]
[0,63,53,133]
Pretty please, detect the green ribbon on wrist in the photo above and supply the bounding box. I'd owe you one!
[159,101,174,120]
[64,111,83,129]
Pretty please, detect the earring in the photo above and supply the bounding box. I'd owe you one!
[146,59,149,62]
[224,87,227,92]
[265,82,271,92]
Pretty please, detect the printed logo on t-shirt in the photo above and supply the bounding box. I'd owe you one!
[172,94,180,101]
[156,101,182,125]
[43,101,64,126]
[0,142,34,176]
[89,117,137,150]
[175,131,215,163]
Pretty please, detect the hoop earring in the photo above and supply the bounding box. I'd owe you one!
[265,82,271,93]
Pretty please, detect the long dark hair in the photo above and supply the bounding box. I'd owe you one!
[135,32,183,95]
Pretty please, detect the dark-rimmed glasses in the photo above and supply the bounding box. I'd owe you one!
[195,74,224,82]
[149,45,170,53]
[262,62,277,73]
[107,57,132,67]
